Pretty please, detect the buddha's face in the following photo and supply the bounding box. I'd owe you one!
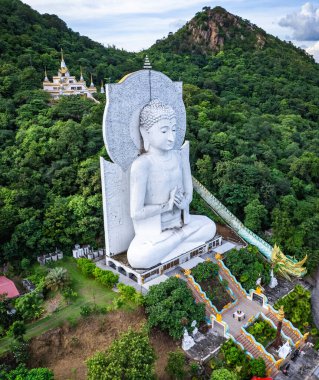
[145,117,177,151]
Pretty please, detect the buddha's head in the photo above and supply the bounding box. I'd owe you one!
[139,99,176,152]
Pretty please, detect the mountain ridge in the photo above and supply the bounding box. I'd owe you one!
[151,6,313,62]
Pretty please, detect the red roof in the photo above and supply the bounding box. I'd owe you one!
[0,276,20,298]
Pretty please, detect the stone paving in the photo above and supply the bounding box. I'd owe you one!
[222,297,264,337]
[186,331,225,362]
[274,343,319,380]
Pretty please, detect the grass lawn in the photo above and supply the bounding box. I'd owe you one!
[0,257,118,355]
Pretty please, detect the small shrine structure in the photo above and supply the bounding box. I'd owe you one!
[43,49,97,101]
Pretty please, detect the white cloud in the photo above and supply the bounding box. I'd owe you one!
[279,2,319,40]
[306,40,319,61]
[24,0,206,20]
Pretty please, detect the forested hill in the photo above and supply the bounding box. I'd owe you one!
[1,2,319,273]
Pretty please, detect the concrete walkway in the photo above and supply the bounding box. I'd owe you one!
[222,298,264,337]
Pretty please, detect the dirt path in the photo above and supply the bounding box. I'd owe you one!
[29,308,177,380]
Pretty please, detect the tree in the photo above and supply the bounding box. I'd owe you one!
[191,261,219,282]
[45,267,70,291]
[249,357,266,377]
[14,291,43,321]
[144,277,205,340]
[211,368,237,380]
[86,329,155,380]
[244,198,267,232]
[165,351,186,380]
[7,320,26,341]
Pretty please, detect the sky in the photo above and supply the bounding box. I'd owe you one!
[23,1,319,62]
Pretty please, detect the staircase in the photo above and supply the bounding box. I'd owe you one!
[236,333,279,377]
[216,260,247,299]
[186,278,216,317]
[265,309,303,345]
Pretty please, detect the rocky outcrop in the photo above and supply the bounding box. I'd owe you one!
[155,6,270,54]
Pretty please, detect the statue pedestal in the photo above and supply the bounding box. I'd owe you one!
[105,234,222,288]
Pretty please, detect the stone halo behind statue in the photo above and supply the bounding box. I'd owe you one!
[103,70,186,172]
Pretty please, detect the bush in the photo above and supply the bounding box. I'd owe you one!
[10,341,30,364]
[274,284,312,333]
[165,351,186,380]
[211,368,237,380]
[93,267,119,288]
[62,287,78,303]
[117,283,137,300]
[246,318,276,346]
[224,246,271,291]
[7,321,26,341]
[191,261,219,282]
[144,277,205,340]
[77,258,96,277]
[0,364,54,379]
[86,329,155,380]
[80,304,93,317]
[249,357,266,377]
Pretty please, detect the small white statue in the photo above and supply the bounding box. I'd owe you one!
[182,328,195,351]
[191,320,198,336]
[269,269,278,288]
[256,277,262,287]
[278,341,291,359]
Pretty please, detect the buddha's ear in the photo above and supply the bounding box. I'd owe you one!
[140,129,149,151]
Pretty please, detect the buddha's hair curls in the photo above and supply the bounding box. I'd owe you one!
[140,99,176,131]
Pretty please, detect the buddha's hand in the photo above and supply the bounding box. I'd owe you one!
[174,187,188,210]
[161,187,177,213]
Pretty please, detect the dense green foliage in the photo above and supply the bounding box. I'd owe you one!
[249,358,266,378]
[191,261,219,282]
[143,277,205,339]
[6,321,26,341]
[117,283,143,305]
[210,339,266,380]
[211,368,237,380]
[165,351,186,380]
[0,364,54,380]
[86,329,155,380]
[246,318,276,347]
[14,291,43,321]
[0,2,319,273]
[274,284,314,333]
[77,258,119,288]
[192,261,232,311]
[224,246,271,290]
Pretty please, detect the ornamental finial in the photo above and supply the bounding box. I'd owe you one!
[44,67,49,82]
[278,305,285,321]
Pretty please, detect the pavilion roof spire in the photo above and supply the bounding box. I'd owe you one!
[90,73,94,87]
[100,80,105,94]
[44,67,49,82]
[80,67,84,81]
[143,55,152,70]
[60,48,66,68]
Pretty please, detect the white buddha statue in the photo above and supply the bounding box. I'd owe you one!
[127,99,216,269]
